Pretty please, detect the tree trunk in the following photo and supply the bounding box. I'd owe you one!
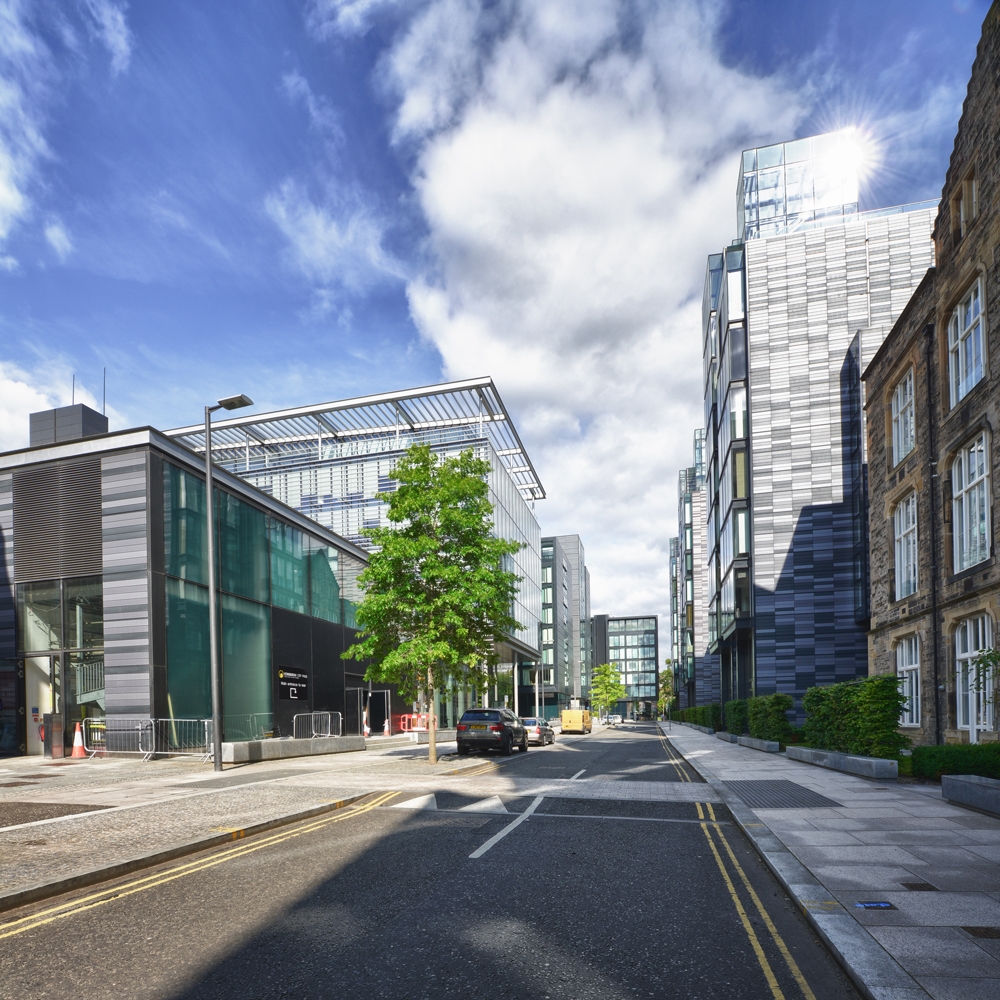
[427,665,437,764]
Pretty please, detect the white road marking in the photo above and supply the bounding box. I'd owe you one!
[390,793,438,810]
[469,795,544,859]
[458,795,508,814]
[570,769,586,780]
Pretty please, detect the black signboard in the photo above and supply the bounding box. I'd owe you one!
[278,669,309,701]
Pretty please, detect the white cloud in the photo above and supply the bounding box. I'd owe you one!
[265,179,404,298]
[306,0,405,38]
[384,0,805,628]
[82,0,132,76]
[44,218,73,259]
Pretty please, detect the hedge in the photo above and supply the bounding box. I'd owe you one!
[911,744,1000,780]
[747,693,794,745]
[673,703,722,730]
[802,674,909,759]
[724,699,749,735]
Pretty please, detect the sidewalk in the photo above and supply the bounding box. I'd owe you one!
[663,723,1000,1000]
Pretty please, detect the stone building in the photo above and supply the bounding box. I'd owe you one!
[864,2,1000,745]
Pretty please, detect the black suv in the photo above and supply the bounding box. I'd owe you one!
[456,708,528,756]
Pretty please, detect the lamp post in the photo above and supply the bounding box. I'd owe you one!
[205,393,253,771]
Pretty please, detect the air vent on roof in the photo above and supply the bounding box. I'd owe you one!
[12,457,103,581]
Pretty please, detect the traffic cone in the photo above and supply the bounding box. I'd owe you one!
[71,722,87,759]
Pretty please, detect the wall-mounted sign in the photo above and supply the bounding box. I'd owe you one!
[278,669,308,701]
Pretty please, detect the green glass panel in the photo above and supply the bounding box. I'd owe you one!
[64,576,103,650]
[270,519,307,614]
[165,578,211,720]
[308,541,341,623]
[341,551,364,631]
[17,580,61,652]
[164,463,208,584]
[221,593,271,740]
[217,492,269,603]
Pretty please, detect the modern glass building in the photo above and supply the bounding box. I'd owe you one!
[0,406,380,757]
[702,128,937,719]
[165,378,543,675]
[530,534,592,717]
[593,614,658,719]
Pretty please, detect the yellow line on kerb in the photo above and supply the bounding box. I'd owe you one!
[0,791,398,943]
[658,731,690,782]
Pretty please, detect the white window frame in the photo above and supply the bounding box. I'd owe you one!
[952,432,991,572]
[955,614,994,740]
[891,368,915,466]
[896,635,920,727]
[949,278,985,406]
[893,492,918,599]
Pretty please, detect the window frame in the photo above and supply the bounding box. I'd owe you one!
[890,368,915,467]
[952,431,991,573]
[893,492,918,599]
[948,277,985,407]
[895,635,921,727]
[955,614,994,734]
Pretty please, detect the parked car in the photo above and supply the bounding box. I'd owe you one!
[521,717,555,745]
[608,714,622,726]
[456,708,528,756]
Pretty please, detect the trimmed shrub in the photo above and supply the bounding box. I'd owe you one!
[747,693,794,745]
[673,703,722,729]
[724,699,748,735]
[802,675,910,758]
[911,744,1000,780]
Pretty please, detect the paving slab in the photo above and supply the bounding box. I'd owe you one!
[662,723,1000,1000]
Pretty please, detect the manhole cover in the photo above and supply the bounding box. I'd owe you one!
[724,779,841,809]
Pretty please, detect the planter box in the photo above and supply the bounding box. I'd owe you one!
[674,721,714,734]
[786,745,897,780]
[942,774,1000,817]
[715,732,739,743]
[738,735,780,753]
[222,735,367,763]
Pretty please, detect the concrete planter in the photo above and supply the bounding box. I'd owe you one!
[222,735,367,763]
[675,721,715,734]
[786,745,898,780]
[715,732,739,743]
[738,735,780,753]
[942,774,1000,817]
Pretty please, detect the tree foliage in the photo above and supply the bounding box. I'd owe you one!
[342,444,522,755]
[591,662,625,716]
[657,663,675,717]
[802,675,910,758]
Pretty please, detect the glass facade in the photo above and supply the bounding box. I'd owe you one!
[162,462,366,737]
[607,617,658,699]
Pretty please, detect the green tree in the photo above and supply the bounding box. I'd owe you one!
[591,662,625,719]
[343,444,522,763]
[658,661,675,718]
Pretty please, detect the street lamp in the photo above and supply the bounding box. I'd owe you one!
[205,393,253,771]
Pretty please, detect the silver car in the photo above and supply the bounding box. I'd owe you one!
[521,717,555,745]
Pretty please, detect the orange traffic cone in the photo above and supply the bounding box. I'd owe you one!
[71,722,87,759]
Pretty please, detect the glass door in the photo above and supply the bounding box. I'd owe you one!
[24,656,56,756]
[0,660,23,755]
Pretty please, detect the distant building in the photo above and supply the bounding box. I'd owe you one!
[593,614,658,719]
[670,431,718,709]
[701,128,937,720]
[864,5,1000,746]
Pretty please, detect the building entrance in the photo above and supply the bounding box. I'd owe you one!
[24,655,58,756]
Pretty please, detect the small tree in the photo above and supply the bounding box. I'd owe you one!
[591,662,625,719]
[658,661,675,718]
[343,444,522,763]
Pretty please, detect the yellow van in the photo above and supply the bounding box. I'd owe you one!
[560,709,592,734]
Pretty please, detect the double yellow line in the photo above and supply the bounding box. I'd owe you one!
[0,790,398,943]
[658,728,815,1000]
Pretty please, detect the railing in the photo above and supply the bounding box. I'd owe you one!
[222,713,275,742]
[74,660,105,697]
[292,711,341,739]
[82,717,212,761]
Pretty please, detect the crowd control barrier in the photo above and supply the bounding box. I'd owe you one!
[82,717,212,761]
[292,711,341,740]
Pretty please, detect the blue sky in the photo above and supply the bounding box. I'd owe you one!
[0,0,990,621]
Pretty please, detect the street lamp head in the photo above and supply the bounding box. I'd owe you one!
[217,393,254,411]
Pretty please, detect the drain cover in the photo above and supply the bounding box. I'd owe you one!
[724,779,841,809]
[901,882,938,891]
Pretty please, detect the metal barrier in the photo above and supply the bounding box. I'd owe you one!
[82,717,212,761]
[292,711,341,739]
[222,713,274,742]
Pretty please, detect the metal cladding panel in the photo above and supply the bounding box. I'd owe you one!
[102,451,151,717]
[12,456,103,582]
[745,208,935,709]
[0,474,13,658]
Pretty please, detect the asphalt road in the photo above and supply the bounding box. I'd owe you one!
[0,724,859,1000]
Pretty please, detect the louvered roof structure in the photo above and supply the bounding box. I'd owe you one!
[165,377,545,501]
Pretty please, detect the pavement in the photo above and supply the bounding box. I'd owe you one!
[663,722,1000,1000]
[0,724,859,1000]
